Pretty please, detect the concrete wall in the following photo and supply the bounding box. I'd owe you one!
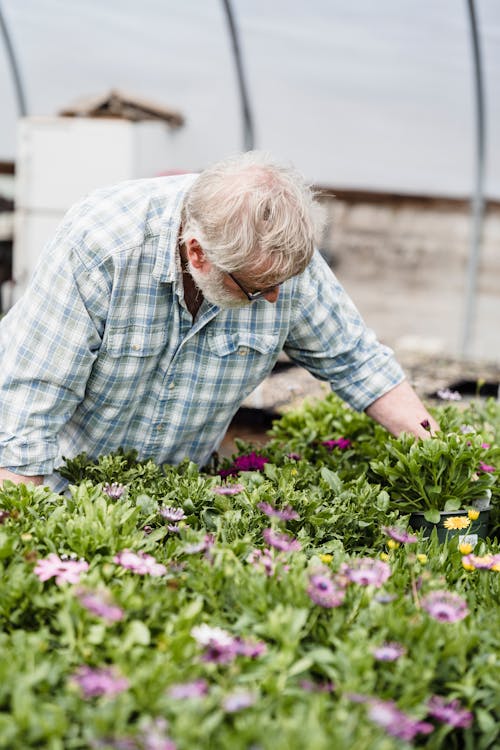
[317,191,500,364]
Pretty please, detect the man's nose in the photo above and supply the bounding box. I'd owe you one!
[263,287,280,304]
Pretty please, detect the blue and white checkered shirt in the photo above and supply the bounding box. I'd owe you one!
[0,174,404,491]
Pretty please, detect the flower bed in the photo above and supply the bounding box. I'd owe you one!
[0,396,499,749]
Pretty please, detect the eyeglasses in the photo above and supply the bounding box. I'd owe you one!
[227,272,283,301]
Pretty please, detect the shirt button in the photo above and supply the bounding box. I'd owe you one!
[131,343,140,351]
[156,424,163,431]
[239,348,248,355]
[168,383,175,390]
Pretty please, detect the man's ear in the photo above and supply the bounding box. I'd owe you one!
[185,238,208,270]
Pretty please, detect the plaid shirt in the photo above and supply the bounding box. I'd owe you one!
[0,174,404,491]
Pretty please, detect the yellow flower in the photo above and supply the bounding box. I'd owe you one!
[380,552,389,561]
[459,542,474,555]
[443,516,470,530]
[467,509,480,521]
[387,539,400,550]
[319,554,333,564]
[462,559,475,571]
[290,469,298,476]
[416,554,428,563]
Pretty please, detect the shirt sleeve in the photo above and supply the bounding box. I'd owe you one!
[0,226,108,476]
[284,251,405,411]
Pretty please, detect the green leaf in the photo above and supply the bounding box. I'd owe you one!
[423,509,441,523]
[443,498,462,512]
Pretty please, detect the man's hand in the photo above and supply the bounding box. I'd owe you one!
[0,468,43,486]
[365,379,439,439]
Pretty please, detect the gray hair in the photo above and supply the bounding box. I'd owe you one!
[181,151,324,284]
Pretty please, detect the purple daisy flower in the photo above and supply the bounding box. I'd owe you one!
[263,528,301,552]
[212,484,245,495]
[321,437,352,451]
[341,558,391,587]
[159,506,186,522]
[367,699,433,741]
[382,526,418,544]
[103,482,126,500]
[71,665,129,699]
[287,453,302,461]
[372,642,406,661]
[299,679,335,693]
[76,588,124,623]
[183,533,215,555]
[307,572,346,608]
[114,549,167,576]
[222,690,257,713]
[34,553,89,585]
[191,624,238,664]
[427,696,473,728]
[462,554,495,570]
[421,590,469,623]
[257,502,300,521]
[168,679,209,699]
[234,638,267,659]
[478,461,495,473]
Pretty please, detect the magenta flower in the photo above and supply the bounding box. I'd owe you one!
[382,526,418,544]
[321,437,352,451]
[257,502,300,521]
[168,679,209,699]
[34,553,89,585]
[76,588,124,623]
[427,696,473,728]
[219,452,269,477]
[478,461,495,473]
[71,665,129,698]
[139,717,177,750]
[113,549,167,576]
[307,572,346,608]
[263,528,301,552]
[372,642,406,661]
[234,638,267,659]
[212,484,245,495]
[421,590,469,623]
[103,482,126,499]
[420,419,431,431]
[287,453,302,460]
[366,699,433,741]
[159,506,187,522]
[341,558,391,587]
[222,690,257,713]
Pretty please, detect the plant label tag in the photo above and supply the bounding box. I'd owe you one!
[459,533,478,548]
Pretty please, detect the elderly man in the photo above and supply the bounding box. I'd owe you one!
[0,151,437,492]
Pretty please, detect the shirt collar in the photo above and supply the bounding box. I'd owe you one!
[153,173,199,284]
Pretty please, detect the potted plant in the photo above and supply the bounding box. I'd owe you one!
[369,425,496,543]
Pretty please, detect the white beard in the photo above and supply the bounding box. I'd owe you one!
[188,263,250,309]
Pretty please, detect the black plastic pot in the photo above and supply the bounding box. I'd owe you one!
[409,509,491,545]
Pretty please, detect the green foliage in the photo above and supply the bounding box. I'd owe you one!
[0,394,499,748]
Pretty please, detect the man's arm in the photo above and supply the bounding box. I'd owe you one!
[0,468,43,485]
[365,379,439,438]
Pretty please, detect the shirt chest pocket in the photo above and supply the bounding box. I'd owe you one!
[85,325,167,405]
[205,330,281,402]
